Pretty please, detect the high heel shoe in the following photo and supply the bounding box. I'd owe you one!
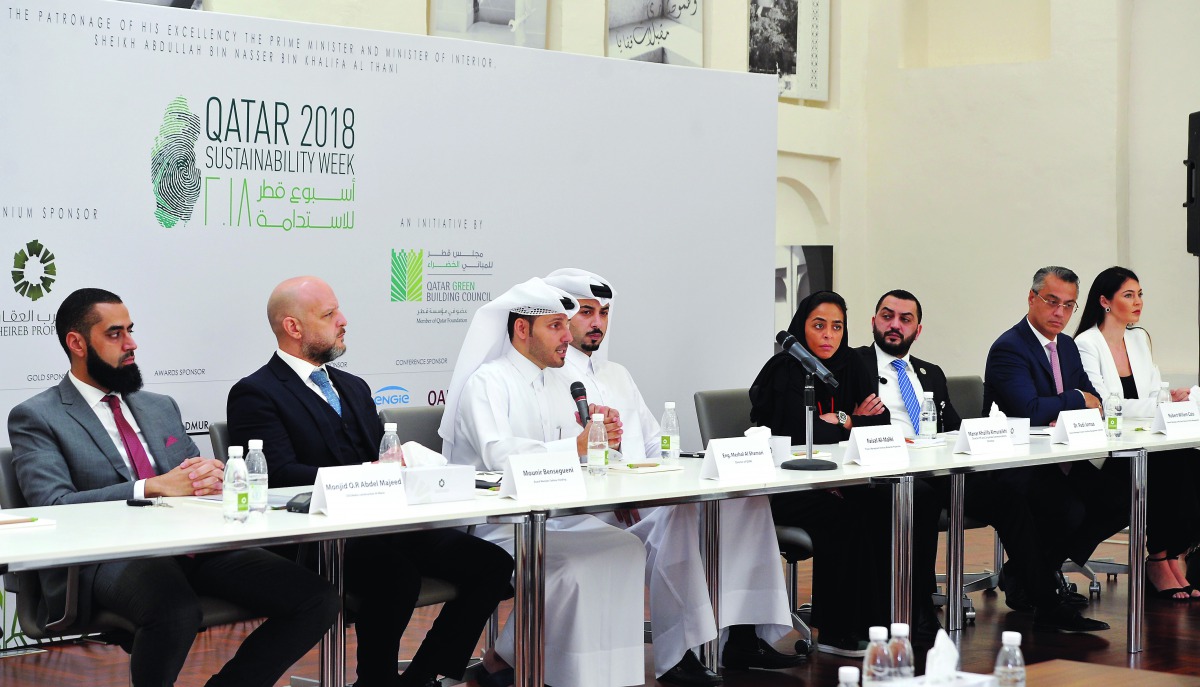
[1147,555,1191,601]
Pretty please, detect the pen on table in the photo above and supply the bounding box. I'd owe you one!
[626,463,657,468]
[0,516,38,524]
[679,451,704,458]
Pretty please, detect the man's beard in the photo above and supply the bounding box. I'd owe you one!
[873,327,916,358]
[304,339,346,365]
[580,328,604,353]
[86,343,143,395]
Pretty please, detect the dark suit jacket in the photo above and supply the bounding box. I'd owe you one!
[981,318,1098,426]
[226,353,383,487]
[855,344,963,432]
[8,377,200,624]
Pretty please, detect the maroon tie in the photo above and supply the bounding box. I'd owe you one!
[102,394,157,481]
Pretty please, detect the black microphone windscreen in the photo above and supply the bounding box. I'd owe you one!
[569,381,588,401]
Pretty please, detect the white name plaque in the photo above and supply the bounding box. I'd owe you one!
[311,463,406,517]
[953,418,1015,455]
[844,425,909,467]
[701,436,777,482]
[499,452,586,503]
[1050,409,1107,446]
[1151,402,1200,438]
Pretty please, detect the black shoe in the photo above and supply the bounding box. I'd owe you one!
[660,650,723,686]
[475,666,514,687]
[816,633,868,658]
[1033,603,1110,633]
[912,606,943,644]
[1055,571,1090,606]
[999,561,1036,613]
[722,637,807,670]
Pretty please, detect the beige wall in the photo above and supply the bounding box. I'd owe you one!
[202,0,1198,383]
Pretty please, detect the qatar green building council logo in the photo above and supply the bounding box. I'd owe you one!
[391,249,423,302]
[12,240,55,302]
[150,97,202,228]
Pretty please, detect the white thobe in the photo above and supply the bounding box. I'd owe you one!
[451,344,646,687]
[560,346,792,676]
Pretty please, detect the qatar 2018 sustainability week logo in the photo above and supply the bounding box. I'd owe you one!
[150,97,202,229]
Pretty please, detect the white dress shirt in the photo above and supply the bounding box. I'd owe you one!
[559,346,661,460]
[68,372,158,499]
[275,348,340,402]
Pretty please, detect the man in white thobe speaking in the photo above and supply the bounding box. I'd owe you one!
[543,269,802,686]
[439,278,647,687]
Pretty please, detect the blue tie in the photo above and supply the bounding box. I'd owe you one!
[310,368,342,416]
[892,358,921,434]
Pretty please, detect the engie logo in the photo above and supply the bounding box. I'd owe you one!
[12,239,56,302]
[391,249,423,302]
[373,385,412,407]
[150,96,202,228]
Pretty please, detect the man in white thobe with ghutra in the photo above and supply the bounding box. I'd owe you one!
[543,269,803,686]
[439,278,647,687]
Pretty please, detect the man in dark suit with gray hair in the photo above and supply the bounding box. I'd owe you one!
[8,287,338,687]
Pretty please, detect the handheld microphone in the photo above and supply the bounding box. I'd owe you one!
[569,381,590,427]
[775,332,839,388]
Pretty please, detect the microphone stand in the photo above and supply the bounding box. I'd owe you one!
[781,373,838,471]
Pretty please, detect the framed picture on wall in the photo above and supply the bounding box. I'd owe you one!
[749,0,800,98]
[607,0,703,67]
[775,245,832,333]
[430,0,548,49]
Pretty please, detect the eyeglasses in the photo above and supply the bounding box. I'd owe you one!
[1034,291,1078,314]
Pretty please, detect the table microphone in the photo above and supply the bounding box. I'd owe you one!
[776,331,839,388]
[570,381,590,427]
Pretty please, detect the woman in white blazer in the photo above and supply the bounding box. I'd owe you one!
[1076,266,1200,600]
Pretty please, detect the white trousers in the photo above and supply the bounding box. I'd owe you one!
[599,496,792,677]
[477,515,647,687]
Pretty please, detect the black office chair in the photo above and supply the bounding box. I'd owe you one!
[209,420,233,463]
[693,388,814,652]
[379,406,445,453]
[0,447,257,650]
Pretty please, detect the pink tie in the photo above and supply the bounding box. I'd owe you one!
[1046,342,1064,395]
[102,395,157,481]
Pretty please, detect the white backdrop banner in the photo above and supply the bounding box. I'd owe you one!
[0,0,776,449]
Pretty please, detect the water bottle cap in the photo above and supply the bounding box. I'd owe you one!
[592,413,604,422]
[1002,630,1021,646]
[247,439,263,450]
[868,625,888,641]
[838,666,860,682]
[228,446,244,457]
[665,401,675,409]
[889,622,909,637]
[923,391,934,398]
[384,423,397,432]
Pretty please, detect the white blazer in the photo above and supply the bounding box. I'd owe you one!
[1075,325,1164,419]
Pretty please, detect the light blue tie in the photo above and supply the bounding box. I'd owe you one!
[310,368,342,416]
[892,358,921,434]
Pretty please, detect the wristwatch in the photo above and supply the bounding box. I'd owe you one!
[836,411,850,428]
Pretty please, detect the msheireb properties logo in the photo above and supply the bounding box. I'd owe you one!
[150,97,202,229]
[12,239,55,302]
[391,249,423,302]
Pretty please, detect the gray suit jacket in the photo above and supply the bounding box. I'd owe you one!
[8,376,200,624]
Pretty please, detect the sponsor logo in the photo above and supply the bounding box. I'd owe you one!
[427,389,446,406]
[373,385,412,407]
[391,248,423,302]
[12,239,56,301]
[151,96,202,228]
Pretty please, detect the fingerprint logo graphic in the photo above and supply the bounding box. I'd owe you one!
[150,97,202,228]
[11,240,56,302]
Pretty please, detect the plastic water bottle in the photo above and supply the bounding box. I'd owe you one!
[378,422,404,465]
[1158,381,1171,408]
[993,631,1026,687]
[245,439,268,514]
[660,401,680,462]
[862,625,893,684]
[918,391,938,438]
[837,665,861,687]
[887,622,914,679]
[587,413,608,476]
[1104,390,1123,438]
[222,446,249,523]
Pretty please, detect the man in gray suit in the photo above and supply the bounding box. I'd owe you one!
[9,288,339,687]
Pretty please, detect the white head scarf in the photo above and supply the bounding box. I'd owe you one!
[543,268,616,365]
[438,277,579,457]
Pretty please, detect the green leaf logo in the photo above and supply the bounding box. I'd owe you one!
[11,239,56,302]
[391,249,424,302]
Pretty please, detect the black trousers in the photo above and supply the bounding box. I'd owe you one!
[770,480,940,640]
[344,528,514,686]
[1146,450,1200,557]
[90,548,339,687]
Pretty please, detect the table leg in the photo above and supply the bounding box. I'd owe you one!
[318,539,346,687]
[946,473,966,632]
[701,500,721,673]
[513,511,547,687]
[889,476,914,625]
[1123,449,1147,654]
